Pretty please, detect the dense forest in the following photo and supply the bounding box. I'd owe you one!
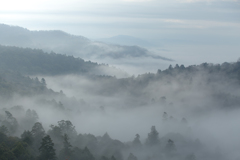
[0,111,203,160]
[0,44,240,160]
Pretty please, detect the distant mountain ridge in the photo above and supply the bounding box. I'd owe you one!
[96,35,154,47]
[0,24,172,61]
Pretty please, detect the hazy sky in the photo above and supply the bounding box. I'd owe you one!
[1,0,240,68]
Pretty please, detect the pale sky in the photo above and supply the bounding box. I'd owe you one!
[0,0,240,70]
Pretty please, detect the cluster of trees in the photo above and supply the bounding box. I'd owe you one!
[0,108,214,160]
[0,69,58,98]
[0,122,198,160]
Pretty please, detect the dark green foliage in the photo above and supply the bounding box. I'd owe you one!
[21,130,33,145]
[0,143,17,160]
[0,134,34,160]
[12,141,34,160]
[38,135,56,160]
[0,130,35,160]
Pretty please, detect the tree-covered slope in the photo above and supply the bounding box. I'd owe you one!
[0,69,57,98]
[0,45,121,76]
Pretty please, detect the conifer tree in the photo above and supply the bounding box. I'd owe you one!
[38,135,56,160]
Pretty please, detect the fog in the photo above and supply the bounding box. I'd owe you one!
[0,0,239,159]
[1,62,240,160]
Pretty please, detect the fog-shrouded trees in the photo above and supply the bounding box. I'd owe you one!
[0,143,17,160]
[12,141,34,160]
[21,130,33,146]
[38,135,57,160]
[23,109,39,130]
[132,134,142,148]
[145,126,159,146]
[31,122,46,151]
[59,134,73,160]
[2,111,18,135]
[57,120,77,139]
[48,119,77,153]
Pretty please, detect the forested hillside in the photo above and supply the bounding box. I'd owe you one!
[0,45,126,76]
[0,44,240,160]
[0,70,57,98]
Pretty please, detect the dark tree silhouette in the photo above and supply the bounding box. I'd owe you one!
[2,111,18,134]
[21,130,33,145]
[132,134,142,148]
[146,126,159,146]
[38,135,56,160]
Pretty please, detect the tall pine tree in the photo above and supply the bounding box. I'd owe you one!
[38,135,56,160]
